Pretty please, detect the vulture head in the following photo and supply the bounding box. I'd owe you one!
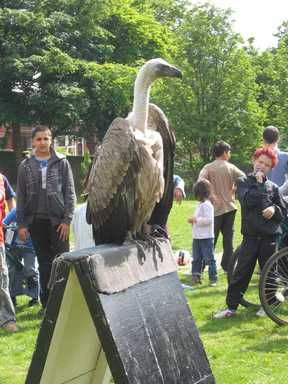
[141,58,182,82]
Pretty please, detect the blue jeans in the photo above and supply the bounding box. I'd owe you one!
[0,245,16,327]
[192,238,217,282]
[7,247,40,300]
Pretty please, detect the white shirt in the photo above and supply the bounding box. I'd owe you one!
[192,200,214,239]
[71,202,95,250]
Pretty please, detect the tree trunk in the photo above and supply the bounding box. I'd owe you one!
[12,122,24,167]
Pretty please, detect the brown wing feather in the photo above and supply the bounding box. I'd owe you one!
[86,117,141,234]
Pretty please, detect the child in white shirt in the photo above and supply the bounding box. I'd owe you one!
[188,179,217,286]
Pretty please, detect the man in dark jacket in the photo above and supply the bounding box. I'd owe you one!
[17,127,76,309]
[214,147,286,319]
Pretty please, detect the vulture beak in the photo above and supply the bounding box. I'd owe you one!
[158,64,183,79]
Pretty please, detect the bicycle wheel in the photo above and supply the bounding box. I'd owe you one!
[259,247,288,325]
[227,246,260,308]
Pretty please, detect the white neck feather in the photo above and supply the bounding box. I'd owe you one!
[131,69,154,133]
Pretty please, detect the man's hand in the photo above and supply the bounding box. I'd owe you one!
[18,227,29,242]
[188,216,197,224]
[174,188,184,204]
[57,223,70,241]
[262,206,275,220]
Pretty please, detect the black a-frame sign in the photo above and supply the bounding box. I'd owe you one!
[26,241,215,384]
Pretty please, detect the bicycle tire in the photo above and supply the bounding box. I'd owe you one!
[259,247,288,325]
[227,246,260,308]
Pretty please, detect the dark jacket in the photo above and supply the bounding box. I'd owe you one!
[16,149,76,228]
[236,174,286,237]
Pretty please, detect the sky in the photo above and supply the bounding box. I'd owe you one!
[192,0,288,50]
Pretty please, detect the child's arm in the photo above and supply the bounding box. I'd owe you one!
[3,208,16,227]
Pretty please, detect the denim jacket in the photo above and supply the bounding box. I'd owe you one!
[16,149,76,228]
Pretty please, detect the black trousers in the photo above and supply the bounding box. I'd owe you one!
[226,235,276,310]
[29,219,69,308]
[214,210,236,272]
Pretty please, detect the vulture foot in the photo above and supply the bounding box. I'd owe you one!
[138,231,166,262]
[127,226,167,262]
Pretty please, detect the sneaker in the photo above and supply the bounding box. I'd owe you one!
[191,275,202,285]
[256,307,267,317]
[214,308,236,319]
[209,281,217,287]
[182,284,194,291]
[2,322,18,333]
[28,298,39,307]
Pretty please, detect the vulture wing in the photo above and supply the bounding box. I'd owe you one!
[86,117,141,244]
[147,103,176,228]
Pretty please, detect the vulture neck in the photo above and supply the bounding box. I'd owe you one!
[131,70,154,133]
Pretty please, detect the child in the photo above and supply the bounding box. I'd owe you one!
[188,179,217,286]
[3,208,40,307]
[214,147,286,319]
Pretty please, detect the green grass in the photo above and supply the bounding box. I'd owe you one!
[1,200,287,383]
[168,199,243,251]
[179,271,288,384]
[0,301,41,384]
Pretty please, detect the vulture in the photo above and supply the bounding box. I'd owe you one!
[86,58,181,245]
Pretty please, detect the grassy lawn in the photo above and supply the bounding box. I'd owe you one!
[0,200,287,383]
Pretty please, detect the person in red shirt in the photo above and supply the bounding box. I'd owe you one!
[0,173,17,333]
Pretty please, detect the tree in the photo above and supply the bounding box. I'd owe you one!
[0,0,179,161]
[0,1,113,162]
[254,25,288,148]
[78,61,136,143]
[157,4,264,173]
[101,0,174,64]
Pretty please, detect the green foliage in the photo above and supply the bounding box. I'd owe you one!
[103,1,174,64]
[78,62,136,139]
[254,34,288,148]
[160,4,264,171]
[0,0,176,153]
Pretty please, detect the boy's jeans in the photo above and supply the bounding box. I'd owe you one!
[0,245,16,327]
[7,247,40,300]
[192,238,217,282]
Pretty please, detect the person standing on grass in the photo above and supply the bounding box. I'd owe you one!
[16,127,76,311]
[198,141,245,272]
[0,173,17,333]
[214,147,286,319]
[188,179,217,286]
[3,207,40,308]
